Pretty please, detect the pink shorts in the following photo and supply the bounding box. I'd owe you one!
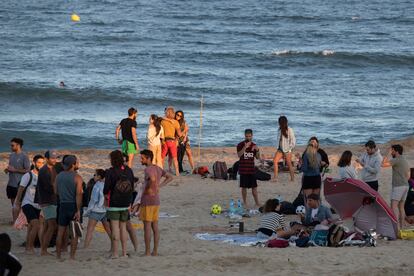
[162,140,177,158]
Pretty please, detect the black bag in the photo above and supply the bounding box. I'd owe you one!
[111,171,133,204]
[280,201,296,215]
[115,173,133,194]
[292,189,305,208]
[255,168,271,181]
[227,161,239,180]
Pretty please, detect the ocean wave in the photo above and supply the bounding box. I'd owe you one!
[0,129,114,152]
[270,49,414,65]
[0,82,220,109]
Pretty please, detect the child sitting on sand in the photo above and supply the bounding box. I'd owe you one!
[257,199,301,239]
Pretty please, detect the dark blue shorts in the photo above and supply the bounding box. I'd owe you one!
[58,203,77,227]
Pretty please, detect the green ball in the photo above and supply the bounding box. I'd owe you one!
[211,204,222,215]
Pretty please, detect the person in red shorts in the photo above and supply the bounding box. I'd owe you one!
[237,129,261,209]
[161,107,183,176]
[134,149,173,256]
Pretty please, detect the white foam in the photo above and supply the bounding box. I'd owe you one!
[271,49,298,56]
[321,49,335,56]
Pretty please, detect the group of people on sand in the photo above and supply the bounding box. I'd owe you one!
[3,106,181,261]
[1,110,414,268]
[116,107,195,176]
[236,115,413,235]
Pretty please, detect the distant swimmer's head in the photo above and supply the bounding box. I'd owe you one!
[59,81,65,87]
[128,107,138,120]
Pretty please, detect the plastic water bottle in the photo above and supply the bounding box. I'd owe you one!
[229,199,236,215]
[276,195,283,202]
[237,199,243,214]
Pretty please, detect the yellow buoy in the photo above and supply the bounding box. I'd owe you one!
[71,13,80,22]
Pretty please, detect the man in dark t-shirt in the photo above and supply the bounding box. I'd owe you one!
[116,107,140,168]
[237,129,261,209]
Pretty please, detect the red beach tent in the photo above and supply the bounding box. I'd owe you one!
[324,177,398,240]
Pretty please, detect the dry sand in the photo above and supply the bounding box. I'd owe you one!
[1,137,414,275]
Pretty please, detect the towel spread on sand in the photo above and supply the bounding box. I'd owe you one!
[194,233,268,247]
[159,212,179,218]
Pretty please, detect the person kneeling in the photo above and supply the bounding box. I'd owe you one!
[257,199,300,239]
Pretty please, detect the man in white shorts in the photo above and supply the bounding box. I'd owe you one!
[382,144,410,231]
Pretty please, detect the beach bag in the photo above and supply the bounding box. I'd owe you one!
[295,237,310,247]
[280,201,296,215]
[13,211,28,230]
[110,171,133,205]
[268,239,289,248]
[227,161,239,180]
[213,161,228,180]
[309,230,328,246]
[193,166,210,177]
[115,172,133,194]
[328,224,346,247]
[255,168,271,181]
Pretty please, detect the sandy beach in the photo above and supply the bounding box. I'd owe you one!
[1,137,414,276]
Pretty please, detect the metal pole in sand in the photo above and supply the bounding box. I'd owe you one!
[198,95,204,164]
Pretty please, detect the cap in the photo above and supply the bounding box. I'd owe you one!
[45,150,59,159]
[62,155,77,170]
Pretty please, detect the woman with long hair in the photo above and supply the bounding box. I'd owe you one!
[175,110,194,173]
[337,150,358,179]
[273,116,296,182]
[308,136,329,173]
[147,114,164,168]
[300,143,322,199]
[103,150,134,258]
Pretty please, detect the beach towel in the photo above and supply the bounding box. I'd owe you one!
[159,212,179,218]
[194,233,268,247]
[95,222,143,233]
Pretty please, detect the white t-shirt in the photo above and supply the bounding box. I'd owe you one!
[311,208,319,219]
[147,125,164,146]
[19,171,40,209]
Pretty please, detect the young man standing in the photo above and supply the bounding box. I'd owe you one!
[237,129,261,209]
[356,140,383,191]
[14,155,45,254]
[55,155,83,260]
[161,107,182,176]
[5,138,30,222]
[116,107,139,168]
[382,144,410,231]
[35,150,59,256]
[134,149,173,256]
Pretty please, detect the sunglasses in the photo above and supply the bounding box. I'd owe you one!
[10,144,17,147]
[176,114,183,118]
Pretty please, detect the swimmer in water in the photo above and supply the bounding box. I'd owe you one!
[59,81,65,87]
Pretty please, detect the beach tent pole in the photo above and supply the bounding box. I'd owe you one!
[198,95,204,164]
